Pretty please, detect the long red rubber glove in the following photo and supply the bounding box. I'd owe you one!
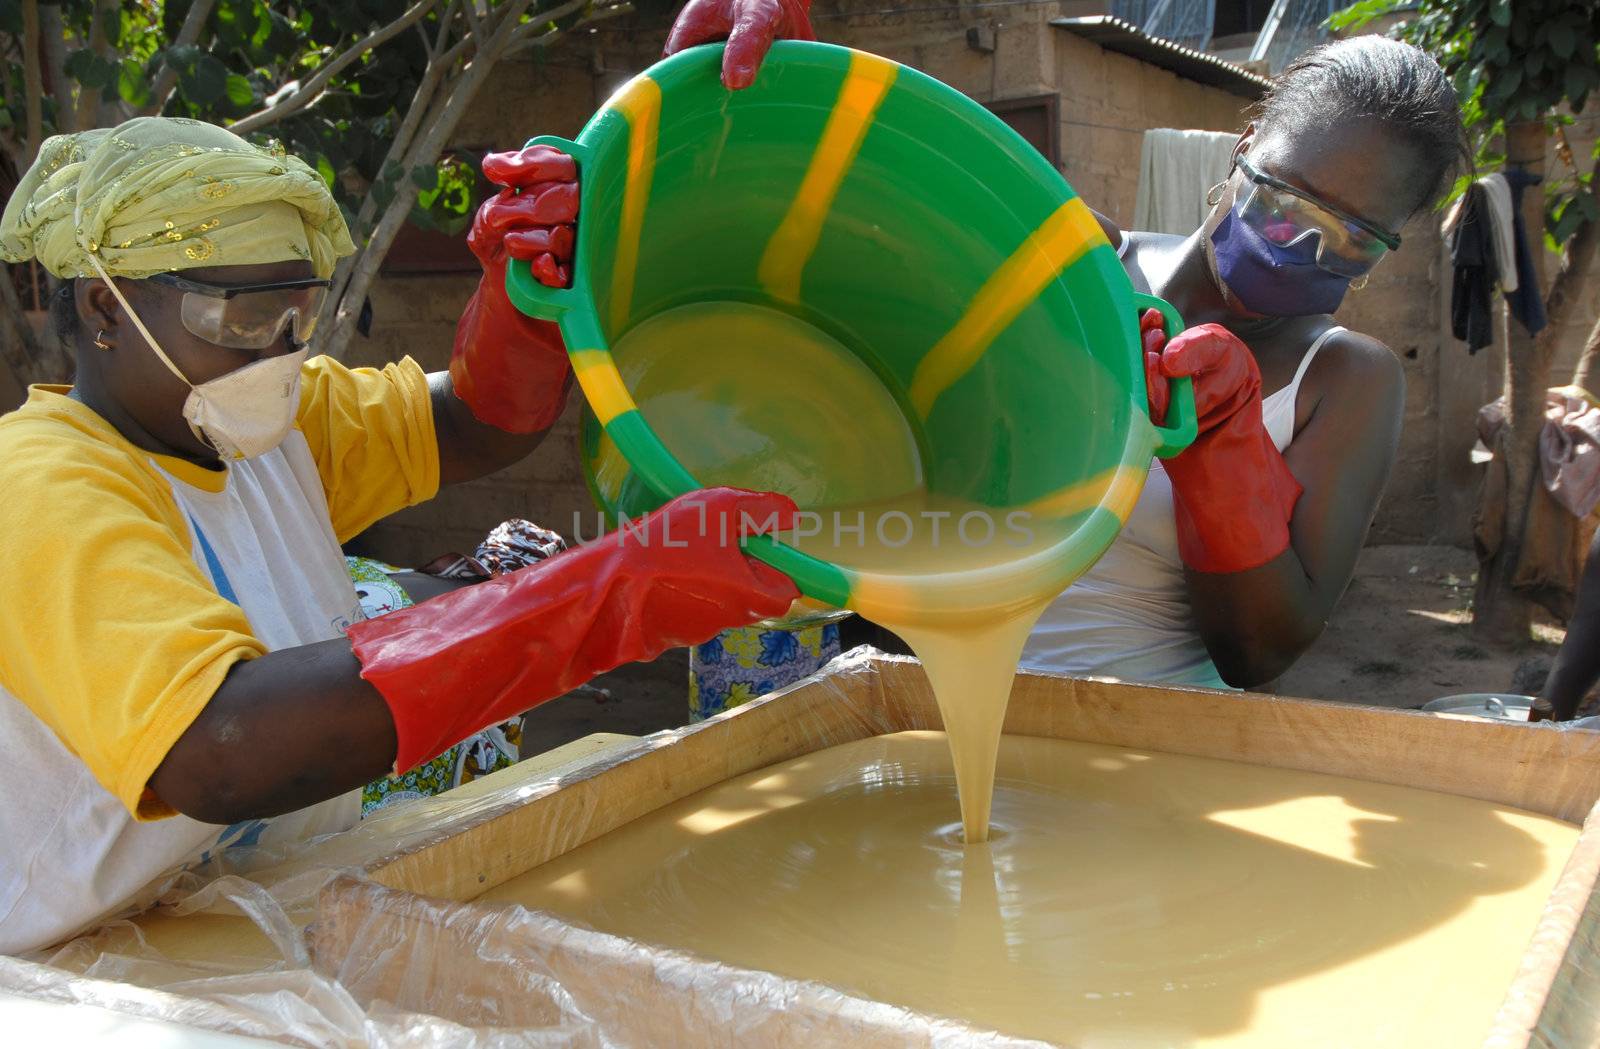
[664,0,816,90]
[350,488,802,774]
[1141,309,1303,575]
[448,145,579,433]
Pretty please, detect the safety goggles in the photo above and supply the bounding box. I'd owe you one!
[147,272,330,350]
[1234,155,1402,278]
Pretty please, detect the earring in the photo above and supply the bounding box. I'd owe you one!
[1206,180,1227,207]
[1351,274,1370,291]
[94,329,112,350]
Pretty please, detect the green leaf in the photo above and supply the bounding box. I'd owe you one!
[372,178,396,214]
[409,163,439,191]
[1568,64,1594,105]
[101,5,122,45]
[1549,24,1576,59]
[1550,198,1585,243]
[64,48,112,90]
[251,4,273,46]
[315,154,336,189]
[1495,62,1524,99]
[1579,191,1600,223]
[179,53,229,105]
[117,59,151,107]
[224,73,254,107]
[1326,0,1401,32]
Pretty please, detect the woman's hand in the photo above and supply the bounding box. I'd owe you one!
[1140,309,1302,575]
[443,144,577,452]
[349,487,802,773]
[477,145,579,289]
[664,0,816,90]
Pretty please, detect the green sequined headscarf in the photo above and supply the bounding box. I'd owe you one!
[0,116,354,279]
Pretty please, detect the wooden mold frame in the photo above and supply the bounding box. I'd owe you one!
[311,654,1600,1048]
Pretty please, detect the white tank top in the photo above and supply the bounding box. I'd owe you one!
[1019,243,1345,688]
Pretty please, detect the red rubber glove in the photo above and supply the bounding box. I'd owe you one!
[1141,310,1303,575]
[664,0,816,90]
[448,145,579,434]
[349,488,802,773]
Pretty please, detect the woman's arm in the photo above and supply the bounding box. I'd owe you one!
[435,146,578,486]
[430,370,558,486]
[1533,527,1600,720]
[1186,333,1404,687]
[149,639,394,824]
[148,489,798,825]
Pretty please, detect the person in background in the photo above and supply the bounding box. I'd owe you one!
[667,8,1468,691]
[1532,528,1600,722]
[689,619,840,722]
[0,117,797,954]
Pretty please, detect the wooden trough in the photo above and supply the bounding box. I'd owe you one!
[308,653,1600,1048]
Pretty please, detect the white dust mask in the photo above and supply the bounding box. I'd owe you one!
[90,256,307,461]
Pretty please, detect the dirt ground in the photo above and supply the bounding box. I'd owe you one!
[519,544,1565,756]
[1274,545,1563,709]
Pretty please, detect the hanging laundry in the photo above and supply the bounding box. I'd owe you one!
[1447,182,1498,353]
[1540,386,1600,520]
[1132,128,1238,236]
[1478,173,1518,294]
[1503,168,1549,337]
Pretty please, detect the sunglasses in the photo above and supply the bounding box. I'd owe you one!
[1234,155,1402,278]
[147,272,331,350]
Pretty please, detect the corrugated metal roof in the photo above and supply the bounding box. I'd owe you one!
[1052,15,1272,99]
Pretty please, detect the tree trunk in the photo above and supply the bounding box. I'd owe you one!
[1572,310,1600,399]
[0,268,70,386]
[20,0,43,165]
[1472,121,1551,644]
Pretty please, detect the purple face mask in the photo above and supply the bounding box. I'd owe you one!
[1209,205,1352,317]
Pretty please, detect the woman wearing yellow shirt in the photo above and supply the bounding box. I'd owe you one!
[0,117,798,954]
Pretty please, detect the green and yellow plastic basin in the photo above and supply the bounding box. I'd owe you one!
[507,40,1194,626]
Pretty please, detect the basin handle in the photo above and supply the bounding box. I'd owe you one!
[504,135,591,324]
[1133,292,1198,460]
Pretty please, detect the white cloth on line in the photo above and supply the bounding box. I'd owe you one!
[1132,128,1239,236]
[1478,173,1518,293]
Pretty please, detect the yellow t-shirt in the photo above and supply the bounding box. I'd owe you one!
[0,354,439,813]
[0,354,438,954]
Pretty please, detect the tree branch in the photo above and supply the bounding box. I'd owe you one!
[1572,310,1600,401]
[38,3,70,122]
[21,0,42,165]
[322,0,536,356]
[316,45,464,334]
[0,266,70,385]
[142,0,218,117]
[1545,206,1597,341]
[505,0,594,46]
[0,270,44,381]
[508,2,632,52]
[460,0,485,41]
[229,0,438,135]
[431,0,462,57]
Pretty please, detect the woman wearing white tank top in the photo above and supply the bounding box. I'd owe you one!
[1022,38,1471,689]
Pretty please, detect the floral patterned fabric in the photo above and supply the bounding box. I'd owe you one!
[348,557,520,815]
[689,622,841,722]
